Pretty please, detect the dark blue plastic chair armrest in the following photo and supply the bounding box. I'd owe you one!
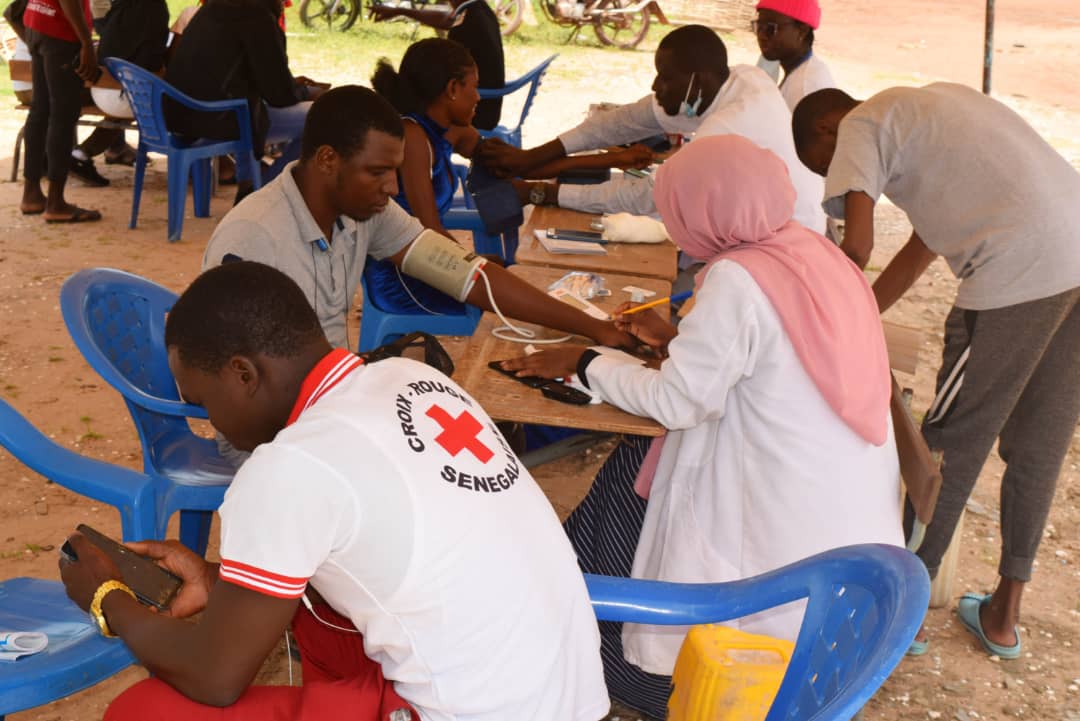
[103,58,257,156]
[479,73,536,98]
[157,84,256,150]
[478,54,557,98]
[586,545,929,625]
[442,208,487,232]
[0,400,155,510]
[151,75,248,115]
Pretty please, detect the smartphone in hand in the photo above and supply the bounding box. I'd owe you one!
[487,361,593,405]
[62,525,183,611]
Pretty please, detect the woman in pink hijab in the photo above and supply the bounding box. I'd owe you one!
[501,134,902,720]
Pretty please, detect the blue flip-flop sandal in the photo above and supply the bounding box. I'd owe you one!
[906,638,930,656]
[957,593,1021,659]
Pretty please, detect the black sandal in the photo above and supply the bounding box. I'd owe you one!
[44,206,102,223]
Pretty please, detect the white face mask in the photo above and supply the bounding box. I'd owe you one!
[651,75,704,136]
[679,72,703,118]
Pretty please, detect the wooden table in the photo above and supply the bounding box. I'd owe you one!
[453,265,672,436]
[516,206,679,282]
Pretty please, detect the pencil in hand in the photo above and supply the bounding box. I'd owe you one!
[619,290,693,315]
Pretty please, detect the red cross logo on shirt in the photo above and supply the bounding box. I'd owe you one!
[426,405,494,463]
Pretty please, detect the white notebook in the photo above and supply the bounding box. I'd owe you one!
[534,230,608,255]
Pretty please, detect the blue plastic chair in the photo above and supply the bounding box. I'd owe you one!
[478,55,558,148]
[0,398,148,717]
[0,578,136,721]
[104,57,262,242]
[444,207,517,263]
[61,268,233,555]
[585,544,930,721]
[358,273,482,352]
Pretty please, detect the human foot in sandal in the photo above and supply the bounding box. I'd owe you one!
[21,185,46,215]
[44,206,102,223]
[906,626,930,656]
[104,144,138,166]
[957,592,1021,659]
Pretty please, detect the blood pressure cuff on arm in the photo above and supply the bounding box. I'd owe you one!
[465,158,524,236]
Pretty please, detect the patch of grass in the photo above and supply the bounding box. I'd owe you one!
[278,0,667,86]
[79,415,105,442]
[48,356,64,363]
[0,67,13,100]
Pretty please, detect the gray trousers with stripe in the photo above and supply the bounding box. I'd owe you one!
[917,286,1080,582]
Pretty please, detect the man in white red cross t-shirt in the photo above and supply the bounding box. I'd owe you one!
[58,261,610,721]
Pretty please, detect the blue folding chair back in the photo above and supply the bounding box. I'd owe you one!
[61,268,233,554]
[585,544,930,721]
[358,273,482,353]
[478,55,558,148]
[0,578,136,721]
[104,57,262,242]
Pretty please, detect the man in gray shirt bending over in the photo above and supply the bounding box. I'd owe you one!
[793,83,1080,661]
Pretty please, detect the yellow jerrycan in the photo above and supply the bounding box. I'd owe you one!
[667,624,795,721]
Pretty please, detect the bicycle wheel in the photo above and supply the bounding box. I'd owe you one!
[487,0,523,36]
[300,0,360,31]
[593,1,650,49]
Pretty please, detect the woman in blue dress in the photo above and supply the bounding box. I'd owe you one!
[369,38,484,315]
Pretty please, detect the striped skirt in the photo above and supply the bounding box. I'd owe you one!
[564,435,672,720]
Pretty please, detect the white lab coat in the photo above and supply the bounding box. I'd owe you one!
[780,53,836,111]
[581,260,903,675]
[556,65,827,234]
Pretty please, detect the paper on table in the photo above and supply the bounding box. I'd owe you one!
[621,285,656,298]
[534,230,608,255]
[548,287,610,321]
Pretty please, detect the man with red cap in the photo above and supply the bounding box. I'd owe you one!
[753,0,834,111]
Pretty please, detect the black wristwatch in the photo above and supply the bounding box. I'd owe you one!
[576,349,601,389]
[528,183,548,206]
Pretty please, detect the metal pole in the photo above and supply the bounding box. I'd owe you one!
[983,0,995,94]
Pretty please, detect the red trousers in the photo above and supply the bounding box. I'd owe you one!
[104,604,418,721]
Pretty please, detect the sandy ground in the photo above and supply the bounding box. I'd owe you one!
[1,1,1078,719]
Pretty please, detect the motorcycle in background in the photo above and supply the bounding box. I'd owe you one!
[298,0,524,36]
[538,0,668,49]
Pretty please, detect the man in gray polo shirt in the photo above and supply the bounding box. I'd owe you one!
[792,83,1080,661]
[204,85,632,352]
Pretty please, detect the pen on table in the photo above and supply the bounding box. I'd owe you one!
[620,290,693,315]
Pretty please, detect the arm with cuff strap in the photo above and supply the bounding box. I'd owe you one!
[391,231,631,346]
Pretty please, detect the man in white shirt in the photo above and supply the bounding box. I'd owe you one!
[478,25,827,233]
[59,261,611,721]
[752,0,835,111]
[793,84,1080,660]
